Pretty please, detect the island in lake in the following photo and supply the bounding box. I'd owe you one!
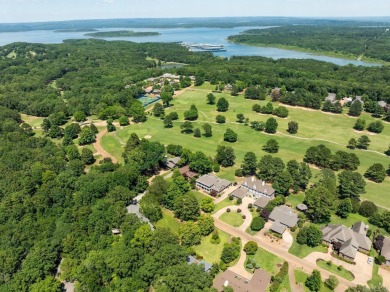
[54,28,98,33]
[85,30,161,37]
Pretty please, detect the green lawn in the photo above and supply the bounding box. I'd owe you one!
[286,193,305,209]
[294,269,333,292]
[213,197,235,214]
[106,88,390,208]
[288,231,328,258]
[191,190,208,203]
[367,264,383,287]
[316,259,354,281]
[193,229,231,264]
[247,246,284,274]
[219,211,244,227]
[155,209,182,234]
[21,114,45,128]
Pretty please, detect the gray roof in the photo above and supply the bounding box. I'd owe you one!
[197,174,231,192]
[378,101,387,107]
[382,238,390,260]
[352,96,364,105]
[167,156,180,168]
[352,221,368,235]
[187,256,212,272]
[270,222,287,234]
[297,204,308,211]
[242,177,275,197]
[325,93,337,103]
[269,205,298,228]
[231,187,247,199]
[254,197,270,209]
[213,269,270,292]
[322,223,372,259]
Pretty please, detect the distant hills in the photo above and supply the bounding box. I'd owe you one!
[1,16,390,33]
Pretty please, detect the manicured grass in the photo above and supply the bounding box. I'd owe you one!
[294,269,333,292]
[100,132,125,163]
[286,193,305,209]
[247,246,284,274]
[329,213,369,228]
[105,88,390,208]
[213,197,234,214]
[367,264,383,287]
[21,114,45,128]
[191,190,209,203]
[219,211,244,227]
[193,228,231,264]
[155,209,182,234]
[288,231,328,259]
[316,259,355,281]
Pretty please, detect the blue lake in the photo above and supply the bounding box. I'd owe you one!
[0,26,380,67]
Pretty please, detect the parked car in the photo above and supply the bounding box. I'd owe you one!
[367,257,373,265]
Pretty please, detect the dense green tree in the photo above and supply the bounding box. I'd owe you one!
[160,91,173,107]
[287,160,311,193]
[216,97,229,112]
[207,93,216,104]
[201,197,215,213]
[153,103,165,117]
[367,121,384,133]
[385,145,390,156]
[30,276,62,292]
[130,101,146,123]
[273,106,289,118]
[125,133,140,152]
[179,221,201,246]
[221,239,240,264]
[347,138,357,149]
[272,171,293,196]
[223,128,237,142]
[364,163,386,183]
[336,198,353,218]
[189,151,213,175]
[107,119,116,132]
[348,101,363,116]
[180,121,193,134]
[353,118,366,131]
[263,139,279,153]
[324,275,339,290]
[257,155,285,182]
[252,104,261,112]
[193,128,201,138]
[305,270,322,292]
[305,186,336,223]
[174,193,200,221]
[216,115,226,123]
[202,123,212,137]
[167,111,179,120]
[244,241,258,255]
[359,201,378,217]
[184,104,198,121]
[66,144,81,160]
[338,170,366,199]
[241,152,257,176]
[163,115,173,128]
[90,123,98,134]
[264,117,278,134]
[41,118,51,133]
[287,121,298,134]
[78,127,96,145]
[250,217,265,231]
[357,135,371,149]
[236,113,245,123]
[198,214,214,236]
[296,225,323,247]
[215,145,236,167]
[73,111,86,122]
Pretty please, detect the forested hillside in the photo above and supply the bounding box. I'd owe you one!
[228,26,390,62]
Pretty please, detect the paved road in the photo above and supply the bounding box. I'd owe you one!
[214,219,351,291]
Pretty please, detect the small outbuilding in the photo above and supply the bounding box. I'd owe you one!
[297,203,308,212]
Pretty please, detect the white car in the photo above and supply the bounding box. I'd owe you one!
[367,257,373,265]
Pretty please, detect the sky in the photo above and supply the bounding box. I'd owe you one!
[1,0,390,23]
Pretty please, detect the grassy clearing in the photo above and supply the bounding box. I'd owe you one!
[191,190,208,203]
[212,197,234,214]
[155,209,182,234]
[21,114,45,128]
[193,228,231,264]
[288,231,328,258]
[367,264,383,287]
[316,259,354,281]
[219,211,244,227]
[106,88,389,208]
[100,132,124,163]
[294,269,333,292]
[247,246,284,274]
